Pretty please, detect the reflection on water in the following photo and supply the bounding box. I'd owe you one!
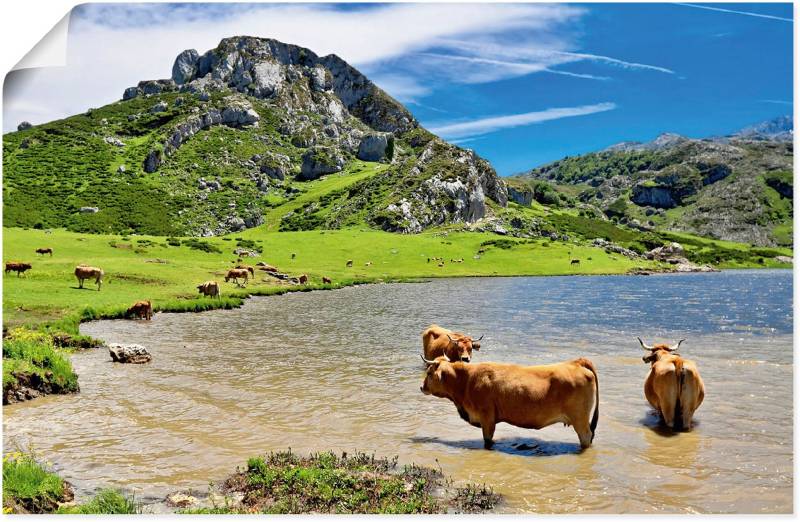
[3,270,793,513]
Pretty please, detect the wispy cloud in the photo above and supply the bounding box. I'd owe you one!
[429,102,617,139]
[675,3,792,22]
[550,51,675,75]
[758,99,793,106]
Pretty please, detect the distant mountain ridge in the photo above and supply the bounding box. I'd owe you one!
[510,116,793,247]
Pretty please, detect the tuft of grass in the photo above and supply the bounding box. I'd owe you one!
[219,450,500,514]
[56,489,139,514]
[2,452,69,513]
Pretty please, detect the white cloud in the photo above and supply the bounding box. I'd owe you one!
[429,102,617,139]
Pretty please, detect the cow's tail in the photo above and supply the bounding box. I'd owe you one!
[577,358,600,441]
[674,358,685,430]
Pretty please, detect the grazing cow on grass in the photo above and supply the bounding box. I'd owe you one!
[127,300,153,320]
[197,281,220,298]
[322,276,332,284]
[75,265,104,290]
[225,268,250,286]
[236,264,255,277]
[422,324,482,363]
[5,262,32,277]
[35,248,53,257]
[346,260,353,268]
[421,356,600,449]
[571,259,580,265]
[365,261,372,267]
[639,338,705,431]
[298,274,308,284]
[291,253,296,260]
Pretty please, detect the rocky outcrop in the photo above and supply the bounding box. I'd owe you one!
[592,238,641,259]
[507,185,534,206]
[79,206,99,213]
[123,79,178,100]
[109,343,152,364]
[376,140,507,233]
[631,183,677,208]
[172,49,200,85]
[299,146,345,180]
[17,121,32,131]
[357,133,393,162]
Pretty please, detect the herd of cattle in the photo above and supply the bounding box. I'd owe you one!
[7,246,705,447]
[419,324,705,449]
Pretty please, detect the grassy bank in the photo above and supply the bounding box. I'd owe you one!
[3,226,656,331]
[2,329,79,404]
[2,451,137,514]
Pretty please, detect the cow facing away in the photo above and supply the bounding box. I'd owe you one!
[35,248,53,257]
[422,324,482,363]
[127,300,153,320]
[421,356,600,449]
[639,338,705,431]
[5,262,32,277]
[225,268,249,286]
[197,281,220,298]
[75,265,104,290]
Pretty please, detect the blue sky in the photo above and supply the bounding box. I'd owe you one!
[4,3,793,175]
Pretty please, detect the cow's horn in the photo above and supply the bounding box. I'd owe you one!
[447,334,457,344]
[637,337,654,350]
[475,335,484,341]
[420,355,436,365]
[668,339,685,351]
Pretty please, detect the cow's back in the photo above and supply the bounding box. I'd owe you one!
[463,361,596,429]
[422,325,451,358]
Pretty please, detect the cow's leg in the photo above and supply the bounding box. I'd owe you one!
[574,418,594,449]
[660,398,676,429]
[481,420,496,449]
[77,277,83,288]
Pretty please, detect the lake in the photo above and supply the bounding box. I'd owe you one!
[3,270,793,513]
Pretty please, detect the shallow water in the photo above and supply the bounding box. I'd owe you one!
[4,270,793,513]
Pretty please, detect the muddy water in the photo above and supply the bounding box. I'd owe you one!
[4,270,792,513]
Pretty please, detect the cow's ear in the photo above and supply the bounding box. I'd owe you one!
[472,342,481,350]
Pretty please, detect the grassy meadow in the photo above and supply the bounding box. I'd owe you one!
[2,226,655,331]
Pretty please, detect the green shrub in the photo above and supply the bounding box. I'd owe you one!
[2,329,78,393]
[183,238,222,254]
[56,489,138,514]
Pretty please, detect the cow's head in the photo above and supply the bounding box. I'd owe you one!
[420,355,456,397]
[638,337,684,363]
[445,334,482,363]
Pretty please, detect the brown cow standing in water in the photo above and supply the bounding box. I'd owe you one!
[639,338,705,431]
[421,324,482,363]
[35,248,53,257]
[127,300,153,320]
[420,356,600,449]
[5,262,32,277]
[75,265,104,290]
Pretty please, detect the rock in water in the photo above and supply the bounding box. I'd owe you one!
[109,343,152,364]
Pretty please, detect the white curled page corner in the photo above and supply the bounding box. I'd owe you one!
[11,11,71,71]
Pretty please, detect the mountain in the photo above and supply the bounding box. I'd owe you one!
[3,36,507,236]
[732,115,793,142]
[510,118,793,247]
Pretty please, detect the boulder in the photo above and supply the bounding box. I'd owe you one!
[299,146,345,180]
[150,101,169,114]
[104,136,125,147]
[775,255,793,264]
[144,150,162,173]
[220,102,260,126]
[108,343,151,364]
[117,165,126,174]
[357,133,392,162]
[123,87,139,100]
[17,121,32,131]
[172,49,200,85]
[79,207,99,213]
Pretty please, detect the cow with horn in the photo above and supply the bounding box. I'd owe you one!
[639,337,705,431]
[421,324,483,363]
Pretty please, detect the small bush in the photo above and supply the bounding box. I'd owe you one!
[56,489,138,514]
[183,238,222,254]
